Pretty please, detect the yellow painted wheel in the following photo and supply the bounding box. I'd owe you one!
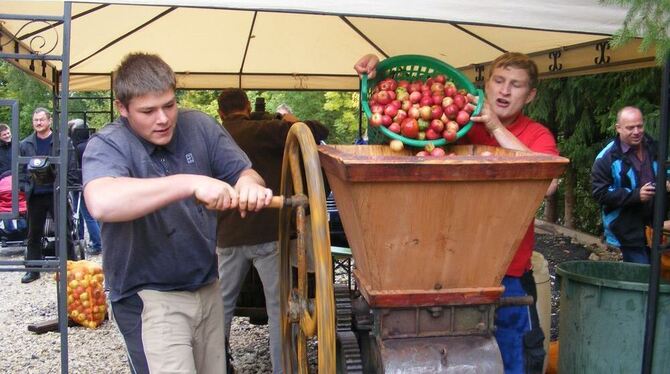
[279,123,335,373]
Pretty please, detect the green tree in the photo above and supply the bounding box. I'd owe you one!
[0,61,52,138]
[527,67,662,234]
[604,0,670,64]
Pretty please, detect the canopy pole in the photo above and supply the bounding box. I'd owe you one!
[642,52,670,374]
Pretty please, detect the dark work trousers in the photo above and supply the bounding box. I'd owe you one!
[520,270,546,374]
[25,193,73,266]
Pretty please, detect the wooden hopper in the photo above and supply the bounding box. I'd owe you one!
[318,144,569,307]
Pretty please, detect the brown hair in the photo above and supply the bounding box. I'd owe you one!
[486,52,539,88]
[0,124,9,132]
[113,53,176,107]
[217,88,250,115]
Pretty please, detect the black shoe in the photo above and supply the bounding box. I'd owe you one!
[21,271,40,284]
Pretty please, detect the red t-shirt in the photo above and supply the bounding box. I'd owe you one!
[465,115,559,276]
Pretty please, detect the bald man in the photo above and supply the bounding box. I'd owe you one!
[591,106,666,264]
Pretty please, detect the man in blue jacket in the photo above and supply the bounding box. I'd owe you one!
[591,106,665,264]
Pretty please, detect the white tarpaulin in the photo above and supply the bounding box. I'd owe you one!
[0,0,656,91]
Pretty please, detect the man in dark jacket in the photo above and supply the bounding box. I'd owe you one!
[216,89,329,374]
[19,107,78,283]
[591,106,665,264]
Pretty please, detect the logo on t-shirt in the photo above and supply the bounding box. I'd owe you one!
[185,153,194,164]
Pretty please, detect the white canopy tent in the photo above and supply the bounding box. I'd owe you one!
[0,0,656,92]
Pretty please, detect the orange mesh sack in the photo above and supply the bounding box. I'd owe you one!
[645,226,670,282]
[56,260,107,328]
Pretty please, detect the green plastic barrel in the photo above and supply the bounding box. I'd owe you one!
[556,261,670,373]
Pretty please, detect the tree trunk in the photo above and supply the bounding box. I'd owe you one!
[543,191,558,223]
[564,166,576,229]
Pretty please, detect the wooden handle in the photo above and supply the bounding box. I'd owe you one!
[268,195,309,209]
[269,196,285,209]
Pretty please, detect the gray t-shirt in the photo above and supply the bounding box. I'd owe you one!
[83,109,251,301]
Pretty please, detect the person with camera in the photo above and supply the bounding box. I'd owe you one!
[591,106,668,264]
[19,107,78,283]
[216,88,328,373]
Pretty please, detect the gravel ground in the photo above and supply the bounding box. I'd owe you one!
[0,233,602,373]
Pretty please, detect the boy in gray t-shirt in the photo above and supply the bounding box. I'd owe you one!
[82,53,272,374]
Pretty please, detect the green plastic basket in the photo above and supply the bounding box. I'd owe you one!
[361,54,483,148]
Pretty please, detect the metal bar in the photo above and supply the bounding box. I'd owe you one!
[174,71,358,77]
[339,16,388,59]
[18,4,109,41]
[70,7,176,69]
[17,156,64,164]
[0,100,21,218]
[0,13,64,22]
[56,3,72,373]
[110,74,115,122]
[451,23,506,53]
[238,11,258,88]
[642,52,670,374]
[0,52,63,60]
[358,79,363,140]
[63,96,114,100]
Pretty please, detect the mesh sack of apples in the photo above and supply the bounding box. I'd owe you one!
[361,54,483,150]
[55,260,107,329]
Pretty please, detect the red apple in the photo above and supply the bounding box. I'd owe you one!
[377,90,391,105]
[434,74,447,84]
[408,106,421,119]
[409,91,422,104]
[432,94,444,106]
[444,104,459,120]
[381,114,393,127]
[401,100,412,112]
[400,118,419,139]
[394,109,407,123]
[446,120,460,133]
[455,110,471,126]
[443,129,457,142]
[397,80,410,90]
[442,96,454,108]
[390,99,402,109]
[431,147,446,157]
[430,105,443,120]
[426,128,441,140]
[420,95,434,107]
[444,83,457,98]
[430,119,445,133]
[453,94,467,109]
[396,90,409,102]
[369,113,383,127]
[379,78,397,91]
[419,106,433,121]
[384,104,399,117]
[388,122,401,134]
[371,104,384,114]
[431,82,445,94]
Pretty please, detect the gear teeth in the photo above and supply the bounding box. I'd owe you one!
[334,284,363,373]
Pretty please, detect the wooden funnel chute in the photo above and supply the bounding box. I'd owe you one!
[318,145,569,307]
